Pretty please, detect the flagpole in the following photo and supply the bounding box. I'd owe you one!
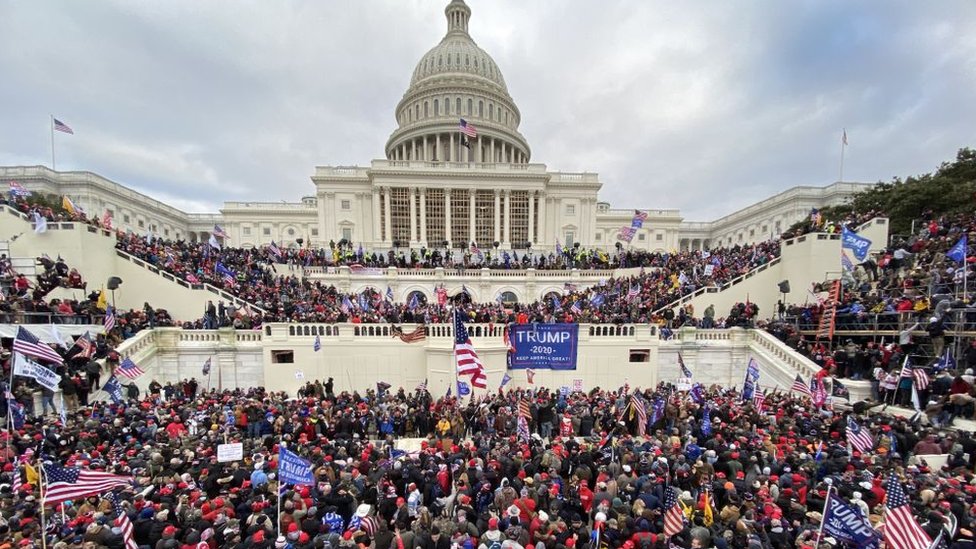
[839,129,846,183]
[40,459,49,549]
[815,484,832,544]
[50,115,56,171]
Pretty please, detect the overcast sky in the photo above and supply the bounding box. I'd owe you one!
[2,1,974,220]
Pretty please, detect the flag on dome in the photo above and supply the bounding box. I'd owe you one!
[459,118,477,138]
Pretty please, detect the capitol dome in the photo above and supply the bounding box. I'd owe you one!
[386,0,530,164]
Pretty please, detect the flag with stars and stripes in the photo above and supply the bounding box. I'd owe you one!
[41,463,132,505]
[267,240,283,261]
[678,353,693,378]
[663,486,684,536]
[105,491,138,549]
[912,368,930,391]
[212,224,228,239]
[626,284,639,302]
[454,310,486,388]
[459,118,478,138]
[114,357,145,379]
[415,379,428,393]
[10,456,21,495]
[791,374,812,396]
[103,306,116,333]
[13,325,64,365]
[631,394,647,436]
[883,476,931,549]
[846,416,874,453]
[53,118,74,134]
[570,300,582,315]
[752,388,766,413]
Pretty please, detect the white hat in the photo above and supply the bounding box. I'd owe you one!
[594,512,607,523]
[355,504,371,518]
[538,511,549,522]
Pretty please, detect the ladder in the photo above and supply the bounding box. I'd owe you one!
[816,279,841,341]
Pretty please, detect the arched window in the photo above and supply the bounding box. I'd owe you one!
[505,111,509,125]
[467,98,473,115]
[415,105,419,120]
[478,101,483,117]
[456,98,461,114]
[424,102,429,117]
[497,291,518,305]
[406,291,428,307]
[438,55,442,67]
[489,104,493,119]
[444,97,450,114]
[433,99,439,115]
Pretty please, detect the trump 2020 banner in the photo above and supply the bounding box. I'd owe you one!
[508,323,578,370]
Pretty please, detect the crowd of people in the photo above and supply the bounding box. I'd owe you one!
[2,375,976,548]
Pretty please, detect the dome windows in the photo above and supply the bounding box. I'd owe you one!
[433,99,439,115]
[488,103,493,119]
[456,98,461,114]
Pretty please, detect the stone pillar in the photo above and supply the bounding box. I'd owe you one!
[502,189,511,248]
[537,192,547,246]
[383,187,392,245]
[435,134,440,161]
[449,133,454,162]
[371,187,381,245]
[493,190,501,244]
[317,192,328,245]
[408,187,418,245]
[468,191,476,245]
[527,191,535,246]
[411,140,416,160]
[491,138,496,163]
[423,136,428,161]
[419,187,427,245]
[444,189,452,247]
[501,142,507,164]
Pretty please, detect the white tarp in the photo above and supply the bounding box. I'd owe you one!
[0,324,103,342]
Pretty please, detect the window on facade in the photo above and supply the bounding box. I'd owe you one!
[123,214,130,223]
[509,191,529,248]
[565,232,575,248]
[566,204,575,215]
[433,99,439,115]
[467,99,473,115]
[445,97,450,114]
[424,102,428,117]
[450,189,469,246]
[456,98,461,114]
[342,228,352,241]
[138,220,144,228]
[638,233,646,241]
[595,233,602,241]
[474,190,495,246]
[341,199,351,210]
[656,233,663,241]
[761,225,768,234]
[150,224,157,232]
[311,228,318,236]
[243,227,251,236]
[505,112,509,125]
[263,227,271,236]
[426,188,445,245]
[489,104,493,119]
[164,229,169,237]
[629,350,651,363]
[749,229,755,237]
[478,101,483,117]
[271,350,294,364]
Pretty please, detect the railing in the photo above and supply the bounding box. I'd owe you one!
[782,308,976,336]
[749,328,821,378]
[302,265,616,281]
[652,257,782,314]
[1,311,107,325]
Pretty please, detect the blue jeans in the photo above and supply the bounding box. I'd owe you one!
[42,395,56,415]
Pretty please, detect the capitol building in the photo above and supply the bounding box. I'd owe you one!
[2,0,869,254]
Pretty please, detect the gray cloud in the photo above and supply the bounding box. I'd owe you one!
[1,0,974,221]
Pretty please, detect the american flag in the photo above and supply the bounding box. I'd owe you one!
[102,210,112,230]
[678,353,693,378]
[13,326,64,364]
[202,358,211,376]
[212,224,228,239]
[53,118,74,134]
[470,242,481,256]
[459,118,477,138]
[104,306,116,333]
[841,250,855,272]
[662,486,684,537]
[454,310,486,388]
[570,300,582,315]
[416,379,428,393]
[617,226,636,242]
[899,355,913,379]
[912,368,930,391]
[392,325,426,344]
[526,369,535,385]
[846,416,874,453]
[268,241,283,261]
[517,415,530,442]
[791,374,812,396]
[753,389,766,413]
[10,457,21,495]
[105,491,138,549]
[114,357,145,379]
[41,463,132,505]
[626,284,639,302]
[633,209,648,224]
[631,394,647,436]
[883,476,931,549]
[8,181,30,197]
[518,398,531,420]
[74,332,94,359]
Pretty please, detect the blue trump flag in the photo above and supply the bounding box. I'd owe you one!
[700,405,711,436]
[947,235,968,263]
[457,380,471,397]
[841,227,872,262]
[104,375,124,404]
[821,491,880,549]
[278,446,314,485]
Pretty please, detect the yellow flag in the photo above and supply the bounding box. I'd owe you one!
[96,289,107,311]
[702,490,714,526]
[62,196,77,215]
[25,462,38,485]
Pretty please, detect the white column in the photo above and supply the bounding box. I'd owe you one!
[423,136,428,161]
[408,187,417,245]
[444,189,452,246]
[383,187,392,245]
[468,191,476,245]
[493,190,501,244]
[527,191,535,246]
[449,133,454,162]
[501,142,507,164]
[491,138,496,163]
[435,134,440,161]
[371,187,381,245]
[537,192,547,246]
[317,192,327,246]
[503,190,512,247]
[419,187,427,245]
[411,140,416,160]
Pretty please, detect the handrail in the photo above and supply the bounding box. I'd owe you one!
[652,256,782,314]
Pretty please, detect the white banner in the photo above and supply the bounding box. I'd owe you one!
[217,442,244,463]
[14,353,60,391]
